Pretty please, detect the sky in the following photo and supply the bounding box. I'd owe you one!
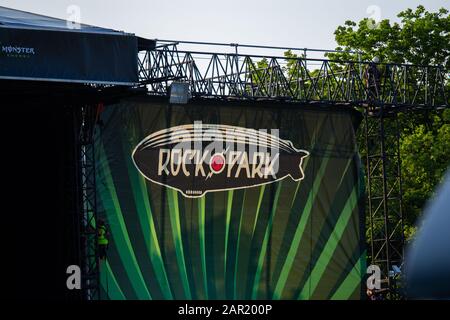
[0,0,448,56]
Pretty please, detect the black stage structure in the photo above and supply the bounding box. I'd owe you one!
[1,6,153,300]
[3,7,447,300]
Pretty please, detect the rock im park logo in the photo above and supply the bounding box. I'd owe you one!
[132,122,309,198]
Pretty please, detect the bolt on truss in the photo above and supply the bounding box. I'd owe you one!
[78,105,100,300]
[138,43,448,110]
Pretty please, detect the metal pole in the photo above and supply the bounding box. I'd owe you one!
[79,104,100,300]
[364,111,375,265]
[304,48,307,70]
[358,52,362,79]
[379,108,391,288]
[395,114,405,263]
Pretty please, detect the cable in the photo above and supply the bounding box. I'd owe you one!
[154,39,361,55]
[106,254,109,299]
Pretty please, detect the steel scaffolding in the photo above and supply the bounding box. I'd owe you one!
[78,104,100,300]
[79,40,448,299]
[138,42,447,110]
[361,109,405,292]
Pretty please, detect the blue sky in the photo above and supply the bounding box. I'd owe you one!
[1,0,447,54]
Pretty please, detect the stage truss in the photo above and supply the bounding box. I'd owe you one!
[138,42,447,110]
[80,41,448,299]
[78,105,101,300]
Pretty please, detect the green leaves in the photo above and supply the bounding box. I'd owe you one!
[400,109,450,225]
[328,5,449,246]
[326,5,449,68]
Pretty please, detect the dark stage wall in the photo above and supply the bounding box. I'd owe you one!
[5,96,82,300]
[4,91,367,300]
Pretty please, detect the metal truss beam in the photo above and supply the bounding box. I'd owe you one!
[78,105,100,300]
[361,109,405,294]
[138,44,448,110]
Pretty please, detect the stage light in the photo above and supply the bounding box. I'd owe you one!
[392,265,401,274]
[389,265,401,277]
[169,82,190,104]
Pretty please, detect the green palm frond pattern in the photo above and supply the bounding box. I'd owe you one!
[95,97,366,300]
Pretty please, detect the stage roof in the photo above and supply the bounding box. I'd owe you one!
[0,6,154,85]
[0,6,125,34]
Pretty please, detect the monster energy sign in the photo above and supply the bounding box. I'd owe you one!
[132,123,309,197]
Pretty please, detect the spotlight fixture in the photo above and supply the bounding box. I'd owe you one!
[169,82,190,104]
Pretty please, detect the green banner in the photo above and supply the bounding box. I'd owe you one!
[95,96,366,300]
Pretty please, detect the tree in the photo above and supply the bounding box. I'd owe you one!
[247,6,448,250]
[326,5,449,68]
[400,109,450,229]
[325,5,450,240]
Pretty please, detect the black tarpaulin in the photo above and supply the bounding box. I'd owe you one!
[0,6,154,85]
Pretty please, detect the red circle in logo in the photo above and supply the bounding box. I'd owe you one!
[210,154,225,173]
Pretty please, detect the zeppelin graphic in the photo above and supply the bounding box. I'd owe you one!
[132,123,309,197]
